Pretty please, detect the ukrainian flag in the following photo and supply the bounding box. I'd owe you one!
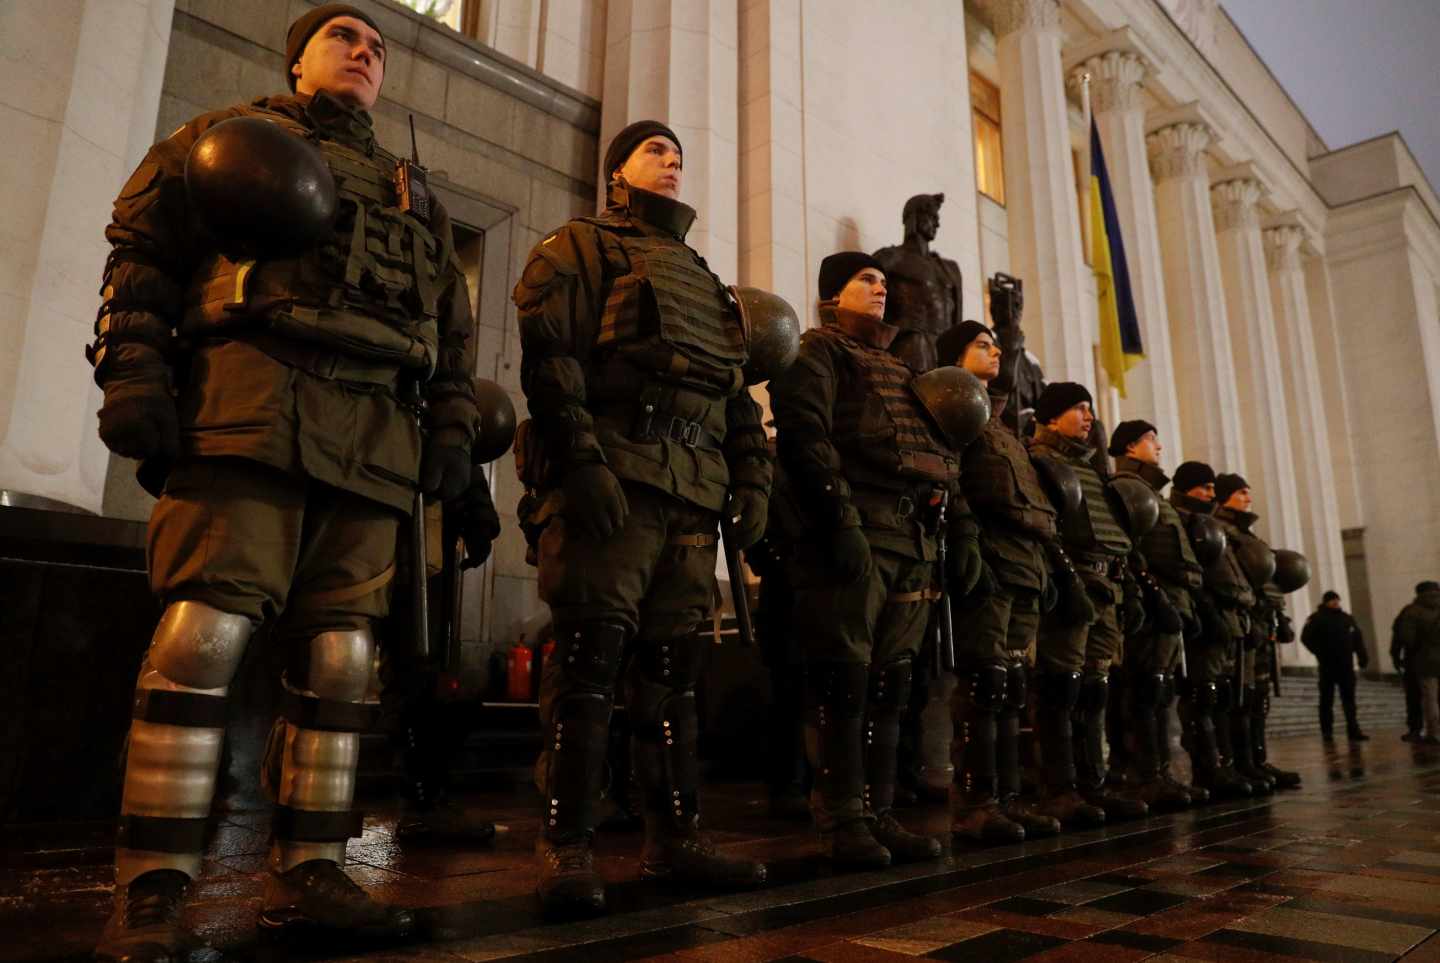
[1089,118,1143,397]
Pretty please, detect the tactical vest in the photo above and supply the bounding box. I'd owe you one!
[814,326,958,484]
[180,109,446,372]
[1033,438,1131,558]
[1135,489,1203,589]
[591,227,747,370]
[963,413,1056,538]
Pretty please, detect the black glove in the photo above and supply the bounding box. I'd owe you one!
[1055,570,1097,627]
[1122,589,1148,635]
[948,533,986,597]
[420,427,472,500]
[1148,583,1183,635]
[563,462,630,539]
[451,485,501,570]
[829,526,872,584]
[1276,614,1295,644]
[97,380,179,462]
[723,486,768,550]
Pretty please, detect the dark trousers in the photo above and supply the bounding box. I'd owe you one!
[1403,666,1423,734]
[1317,662,1359,736]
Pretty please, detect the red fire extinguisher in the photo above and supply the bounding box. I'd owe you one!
[537,635,557,701]
[507,633,533,702]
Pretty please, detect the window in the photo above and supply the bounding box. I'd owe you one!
[394,0,467,33]
[971,72,1005,205]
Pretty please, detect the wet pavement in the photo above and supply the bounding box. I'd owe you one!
[5,732,1440,962]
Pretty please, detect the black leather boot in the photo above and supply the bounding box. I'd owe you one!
[952,666,1025,845]
[95,869,196,963]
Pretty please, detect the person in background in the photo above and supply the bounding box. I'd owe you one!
[1301,591,1369,743]
[1392,581,1439,743]
[1393,581,1440,745]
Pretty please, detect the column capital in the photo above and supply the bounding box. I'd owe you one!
[1147,122,1211,181]
[979,0,1060,38]
[1069,49,1146,113]
[1211,178,1263,231]
[1263,212,1308,272]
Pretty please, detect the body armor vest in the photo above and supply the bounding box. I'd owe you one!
[963,409,1056,538]
[814,326,958,483]
[1133,485,1203,589]
[1033,434,1130,558]
[180,109,446,371]
[591,228,747,370]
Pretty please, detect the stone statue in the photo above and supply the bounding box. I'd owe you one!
[873,193,964,372]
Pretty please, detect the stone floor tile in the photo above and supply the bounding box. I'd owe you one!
[1226,905,1435,955]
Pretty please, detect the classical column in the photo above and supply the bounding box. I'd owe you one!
[982,0,1093,386]
[1266,216,1346,619]
[1066,30,1182,463]
[1210,165,1306,564]
[1145,105,1244,472]
[0,0,175,512]
[602,0,739,280]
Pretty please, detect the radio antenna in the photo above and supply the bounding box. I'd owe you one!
[409,114,420,164]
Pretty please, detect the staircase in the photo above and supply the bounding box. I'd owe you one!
[1264,671,1411,738]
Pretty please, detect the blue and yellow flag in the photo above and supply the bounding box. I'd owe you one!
[1089,119,1143,397]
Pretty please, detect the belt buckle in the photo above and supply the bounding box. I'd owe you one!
[668,416,701,447]
[896,495,915,520]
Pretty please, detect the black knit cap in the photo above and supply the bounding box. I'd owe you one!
[1107,419,1158,457]
[604,120,683,179]
[1214,472,1251,505]
[1417,581,1440,594]
[1173,461,1216,492]
[936,320,993,366]
[1321,591,1341,604]
[818,251,884,301]
[286,4,382,92]
[1033,382,1093,425]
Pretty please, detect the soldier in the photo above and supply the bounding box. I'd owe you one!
[1028,385,1149,826]
[1169,463,1257,799]
[88,6,485,958]
[1107,422,1206,811]
[873,193,964,372]
[770,252,980,869]
[514,120,773,918]
[934,321,1060,843]
[1213,475,1300,790]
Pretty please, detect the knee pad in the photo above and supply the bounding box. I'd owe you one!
[148,601,252,691]
[1076,671,1109,715]
[1157,673,1177,707]
[869,656,914,713]
[1037,669,1082,710]
[1214,678,1235,711]
[1003,662,1028,711]
[1191,680,1219,709]
[965,663,1008,712]
[554,620,629,691]
[1134,672,1166,710]
[635,632,706,689]
[806,662,869,719]
[539,690,614,835]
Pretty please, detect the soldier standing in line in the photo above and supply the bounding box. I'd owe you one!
[89,6,486,958]
[934,321,1063,843]
[1107,422,1206,810]
[770,253,985,869]
[1027,385,1150,826]
[1169,463,1259,799]
[514,120,774,918]
[1212,475,1301,790]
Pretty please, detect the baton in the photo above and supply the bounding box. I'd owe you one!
[411,488,429,661]
[933,489,956,673]
[723,535,755,647]
[445,532,465,675]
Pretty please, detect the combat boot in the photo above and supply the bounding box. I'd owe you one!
[1129,672,1190,812]
[1074,672,1148,820]
[1253,693,1300,790]
[1032,670,1105,829]
[641,812,767,887]
[828,818,892,869]
[997,671,1061,838]
[951,666,1024,845]
[258,860,414,938]
[1189,684,1255,799]
[537,836,606,918]
[864,658,942,862]
[1156,674,1206,804]
[95,869,196,963]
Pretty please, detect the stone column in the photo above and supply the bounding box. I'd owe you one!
[982,0,1093,386]
[0,0,175,512]
[1210,166,1306,564]
[1145,105,1244,472]
[1067,30,1182,463]
[1266,216,1346,619]
[602,0,739,281]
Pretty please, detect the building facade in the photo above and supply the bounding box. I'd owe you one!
[3,0,1437,673]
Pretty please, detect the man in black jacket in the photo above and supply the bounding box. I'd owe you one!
[1301,592,1369,742]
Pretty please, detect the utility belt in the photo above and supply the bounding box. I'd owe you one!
[1074,553,1126,580]
[224,332,409,391]
[600,384,725,450]
[849,484,944,533]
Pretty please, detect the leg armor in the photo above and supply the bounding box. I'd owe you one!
[952,663,1024,845]
[914,669,958,801]
[537,621,628,842]
[1075,670,1148,820]
[806,661,890,869]
[1229,685,1273,793]
[1254,691,1301,789]
[265,629,381,873]
[997,663,1057,837]
[117,602,252,884]
[1194,679,1252,799]
[865,657,940,862]
[1129,672,1190,811]
[1030,669,1105,829]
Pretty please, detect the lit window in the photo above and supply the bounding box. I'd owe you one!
[971,72,1005,205]
[395,0,465,33]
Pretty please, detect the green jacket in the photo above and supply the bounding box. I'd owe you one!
[92,92,479,513]
[1394,589,1440,677]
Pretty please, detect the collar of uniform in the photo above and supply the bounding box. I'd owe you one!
[300,90,376,148]
[833,307,901,351]
[1215,504,1258,531]
[1115,456,1169,491]
[987,388,1008,421]
[607,179,697,239]
[1033,424,1094,463]
[1170,489,1214,515]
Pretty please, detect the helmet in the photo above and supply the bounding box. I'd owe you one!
[1234,538,1277,587]
[1187,514,1227,566]
[1031,454,1083,519]
[909,366,991,449]
[185,116,337,256]
[1272,549,1311,594]
[1105,476,1160,537]
[471,379,517,465]
[731,286,800,385]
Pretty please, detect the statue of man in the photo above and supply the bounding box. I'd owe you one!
[873,193,964,372]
